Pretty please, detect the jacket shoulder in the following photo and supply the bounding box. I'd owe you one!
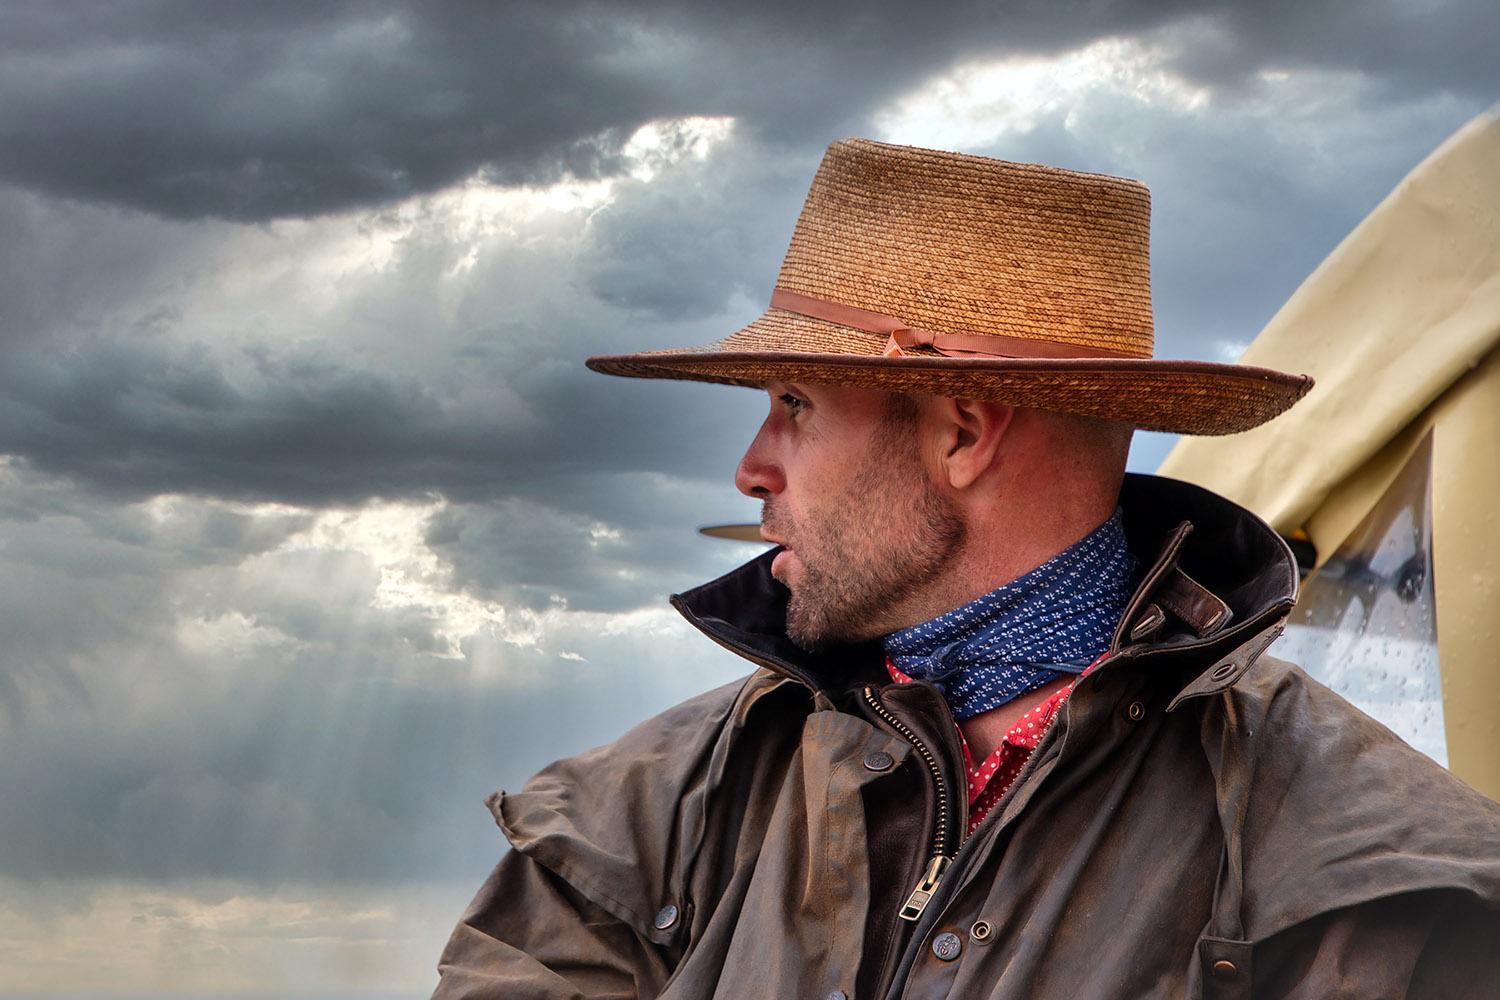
[1203,654,1500,937]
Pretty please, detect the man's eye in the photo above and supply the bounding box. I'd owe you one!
[778,393,807,415]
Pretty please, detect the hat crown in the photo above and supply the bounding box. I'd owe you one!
[776,139,1155,359]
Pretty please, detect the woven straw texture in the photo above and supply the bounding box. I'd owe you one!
[587,139,1311,434]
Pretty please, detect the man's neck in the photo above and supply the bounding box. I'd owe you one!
[957,674,1073,760]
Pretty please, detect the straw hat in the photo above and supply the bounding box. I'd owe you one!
[587,138,1311,434]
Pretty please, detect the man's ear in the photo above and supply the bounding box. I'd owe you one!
[929,397,1015,490]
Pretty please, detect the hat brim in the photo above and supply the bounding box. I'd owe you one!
[586,310,1311,435]
[587,350,1307,435]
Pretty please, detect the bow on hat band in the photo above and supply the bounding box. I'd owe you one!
[768,288,1134,361]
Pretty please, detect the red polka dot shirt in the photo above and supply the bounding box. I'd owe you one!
[886,653,1105,836]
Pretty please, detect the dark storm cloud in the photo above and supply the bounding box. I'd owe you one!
[13,0,1490,221]
[0,334,497,501]
[0,136,781,507]
[1169,0,1500,98]
[0,301,765,506]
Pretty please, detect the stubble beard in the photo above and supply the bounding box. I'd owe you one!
[765,429,966,650]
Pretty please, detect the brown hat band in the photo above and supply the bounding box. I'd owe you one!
[768,287,1133,360]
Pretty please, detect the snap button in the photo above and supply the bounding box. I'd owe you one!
[864,750,895,772]
[969,919,993,943]
[1209,662,1236,681]
[1126,701,1145,722]
[932,931,963,961]
[823,992,848,1000]
[652,904,679,930]
[1211,959,1238,981]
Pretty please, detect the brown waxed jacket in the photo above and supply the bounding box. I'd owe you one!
[433,475,1500,999]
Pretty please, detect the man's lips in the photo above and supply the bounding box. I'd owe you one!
[760,509,793,578]
[769,545,795,580]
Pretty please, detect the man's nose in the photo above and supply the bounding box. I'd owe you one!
[735,422,785,498]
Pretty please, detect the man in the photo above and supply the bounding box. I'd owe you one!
[434,140,1500,998]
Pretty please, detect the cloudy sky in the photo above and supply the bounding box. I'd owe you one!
[1,1,1496,994]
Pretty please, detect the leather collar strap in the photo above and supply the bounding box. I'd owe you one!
[769,287,1133,360]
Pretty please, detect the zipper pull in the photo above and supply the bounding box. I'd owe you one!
[899,854,951,922]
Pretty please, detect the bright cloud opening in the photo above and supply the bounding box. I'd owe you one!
[141,491,707,692]
[872,37,1210,150]
[623,115,737,182]
[285,114,737,281]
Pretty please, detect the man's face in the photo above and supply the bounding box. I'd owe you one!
[735,381,965,648]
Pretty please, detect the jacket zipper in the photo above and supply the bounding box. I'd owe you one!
[863,685,955,922]
[869,662,1089,930]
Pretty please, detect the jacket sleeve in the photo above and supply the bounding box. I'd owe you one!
[432,848,674,1000]
[1249,889,1500,999]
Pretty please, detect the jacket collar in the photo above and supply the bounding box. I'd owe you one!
[671,473,1299,694]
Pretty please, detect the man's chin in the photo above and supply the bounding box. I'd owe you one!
[784,623,829,654]
[782,594,824,651]
[784,595,879,652]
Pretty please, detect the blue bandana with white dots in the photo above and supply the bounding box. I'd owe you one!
[883,508,1137,720]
